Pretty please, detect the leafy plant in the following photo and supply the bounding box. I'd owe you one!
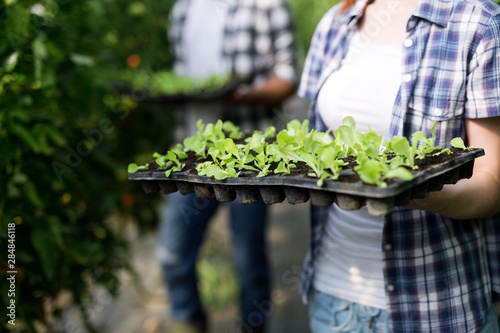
[411,121,443,158]
[384,136,416,169]
[128,163,148,173]
[354,155,413,188]
[1,0,176,330]
[450,137,471,151]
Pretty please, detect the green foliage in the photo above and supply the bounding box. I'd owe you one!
[1,0,176,329]
[287,0,339,59]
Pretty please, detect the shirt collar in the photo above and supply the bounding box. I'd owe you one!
[412,0,453,28]
[346,0,453,29]
[346,0,369,29]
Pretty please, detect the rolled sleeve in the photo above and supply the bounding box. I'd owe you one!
[466,15,500,119]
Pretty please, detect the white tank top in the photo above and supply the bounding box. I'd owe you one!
[313,31,402,310]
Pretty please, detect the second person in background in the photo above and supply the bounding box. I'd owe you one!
[156,0,298,332]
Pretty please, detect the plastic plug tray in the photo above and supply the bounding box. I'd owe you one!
[129,148,484,216]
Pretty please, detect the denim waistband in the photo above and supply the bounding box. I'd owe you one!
[309,289,389,333]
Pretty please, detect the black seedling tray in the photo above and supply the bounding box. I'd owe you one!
[129,149,484,216]
[115,75,253,105]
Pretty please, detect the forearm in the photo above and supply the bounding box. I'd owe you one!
[409,116,500,220]
[410,168,500,219]
[233,77,296,106]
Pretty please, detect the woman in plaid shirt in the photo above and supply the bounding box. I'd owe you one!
[298,0,500,332]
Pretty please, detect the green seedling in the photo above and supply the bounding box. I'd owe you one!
[222,121,244,139]
[128,163,148,173]
[413,121,443,158]
[450,137,472,151]
[263,126,276,140]
[384,136,417,169]
[354,156,413,188]
[170,143,188,160]
[197,161,239,180]
[129,117,461,188]
[183,135,207,159]
[266,144,295,175]
[253,151,271,177]
[164,150,185,177]
[203,120,226,144]
[334,116,361,157]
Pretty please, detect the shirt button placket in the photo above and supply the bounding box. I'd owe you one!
[387,284,395,292]
[432,108,442,117]
[404,38,413,48]
[403,74,412,83]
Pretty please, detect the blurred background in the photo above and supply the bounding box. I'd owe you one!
[0,0,334,332]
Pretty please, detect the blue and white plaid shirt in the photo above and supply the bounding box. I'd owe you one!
[298,0,500,331]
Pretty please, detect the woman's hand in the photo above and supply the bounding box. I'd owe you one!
[230,77,296,106]
[407,116,500,219]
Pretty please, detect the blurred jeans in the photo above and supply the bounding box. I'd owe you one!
[156,192,270,328]
[309,289,499,333]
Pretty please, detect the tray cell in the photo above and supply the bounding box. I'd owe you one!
[443,168,460,184]
[213,185,236,202]
[259,186,285,205]
[411,180,429,199]
[236,186,261,205]
[336,194,363,211]
[141,180,160,194]
[394,189,412,206]
[366,197,394,216]
[427,174,444,192]
[309,189,335,206]
[194,184,214,198]
[158,180,178,194]
[459,160,474,179]
[176,181,195,195]
[284,186,309,204]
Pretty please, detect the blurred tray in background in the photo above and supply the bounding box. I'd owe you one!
[114,74,253,105]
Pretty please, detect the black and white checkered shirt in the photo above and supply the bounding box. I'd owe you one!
[168,0,298,132]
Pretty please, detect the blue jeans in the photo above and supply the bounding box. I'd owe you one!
[156,192,270,328]
[309,290,389,333]
[309,289,500,333]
